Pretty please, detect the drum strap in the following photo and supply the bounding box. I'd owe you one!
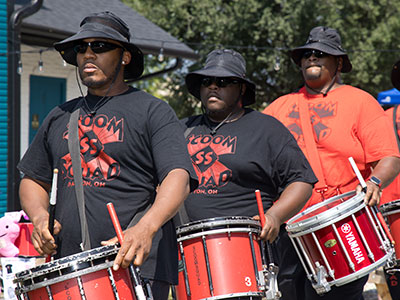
[393,105,400,151]
[68,106,91,251]
[298,95,328,193]
[172,115,203,227]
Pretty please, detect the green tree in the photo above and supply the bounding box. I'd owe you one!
[124,0,400,118]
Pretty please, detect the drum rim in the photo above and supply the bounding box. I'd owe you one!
[176,216,261,235]
[14,260,115,294]
[286,191,364,233]
[380,199,400,214]
[199,291,265,300]
[177,227,260,242]
[14,244,119,280]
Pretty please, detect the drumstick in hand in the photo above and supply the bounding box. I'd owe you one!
[348,157,395,245]
[255,189,266,228]
[106,202,148,300]
[46,169,58,263]
[48,169,58,236]
[255,190,275,265]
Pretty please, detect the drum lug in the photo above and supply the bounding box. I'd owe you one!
[261,263,282,300]
[312,263,331,295]
[385,246,397,269]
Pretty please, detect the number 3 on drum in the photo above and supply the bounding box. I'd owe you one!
[245,276,252,286]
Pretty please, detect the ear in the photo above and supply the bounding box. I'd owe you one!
[337,57,343,72]
[122,50,132,65]
[241,83,247,96]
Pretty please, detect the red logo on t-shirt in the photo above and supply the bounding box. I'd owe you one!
[62,114,124,186]
[187,134,236,189]
[287,101,336,145]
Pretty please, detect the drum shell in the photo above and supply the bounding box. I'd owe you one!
[380,200,400,261]
[14,245,136,300]
[175,217,265,300]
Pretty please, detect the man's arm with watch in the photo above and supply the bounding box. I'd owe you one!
[356,156,400,206]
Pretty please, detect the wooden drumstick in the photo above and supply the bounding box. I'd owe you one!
[46,169,58,263]
[348,157,395,245]
[106,202,148,300]
[255,189,266,228]
[48,169,58,236]
[255,190,275,265]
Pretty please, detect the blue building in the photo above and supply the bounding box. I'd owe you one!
[0,0,7,214]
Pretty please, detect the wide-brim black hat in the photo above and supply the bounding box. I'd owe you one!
[291,26,352,73]
[54,11,144,80]
[186,49,256,106]
[392,60,400,91]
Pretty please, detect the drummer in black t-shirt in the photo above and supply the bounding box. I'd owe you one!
[18,12,197,300]
[181,49,317,242]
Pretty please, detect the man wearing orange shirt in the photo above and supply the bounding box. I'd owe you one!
[378,60,400,300]
[264,26,400,300]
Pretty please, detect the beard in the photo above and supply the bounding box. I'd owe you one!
[79,66,118,88]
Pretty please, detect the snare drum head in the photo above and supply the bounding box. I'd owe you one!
[14,244,120,284]
[176,216,261,236]
[287,191,364,233]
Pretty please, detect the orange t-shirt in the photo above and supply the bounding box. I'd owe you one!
[381,106,400,205]
[264,85,399,210]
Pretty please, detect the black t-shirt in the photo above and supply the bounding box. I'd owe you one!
[181,108,317,221]
[18,87,197,284]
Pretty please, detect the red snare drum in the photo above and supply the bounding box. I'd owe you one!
[286,191,395,295]
[14,245,137,300]
[380,200,400,262]
[175,216,278,300]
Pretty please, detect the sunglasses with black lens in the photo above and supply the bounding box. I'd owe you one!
[201,77,240,88]
[73,41,123,54]
[302,49,328,59]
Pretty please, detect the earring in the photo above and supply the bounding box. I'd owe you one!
[122,61,126,65]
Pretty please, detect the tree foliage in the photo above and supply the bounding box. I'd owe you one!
[124,0,400,118]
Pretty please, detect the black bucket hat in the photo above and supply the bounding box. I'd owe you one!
[391,60,400,91]
[185,49,256,106]
[291,26,352,73]
[54,11,144,80]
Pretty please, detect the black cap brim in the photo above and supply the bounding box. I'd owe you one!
[291,43,352,73]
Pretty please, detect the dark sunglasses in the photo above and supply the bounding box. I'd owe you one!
[201,77,240,88]
[302,49,328,59]
[73,41,123,54]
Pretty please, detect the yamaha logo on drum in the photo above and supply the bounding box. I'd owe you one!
[341,223,366,264]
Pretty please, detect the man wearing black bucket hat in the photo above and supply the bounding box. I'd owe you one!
[18,11,197,299]
[265,26,400,300]
[180,48,317,247]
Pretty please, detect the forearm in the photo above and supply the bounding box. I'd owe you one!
[137,168,190,234]
[267,181,313,224]
[19,177,51,225]
[369,156,400,189]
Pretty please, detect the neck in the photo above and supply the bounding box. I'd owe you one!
[88,81,129,97]
[305,77,341,96]
[207,106,245,123]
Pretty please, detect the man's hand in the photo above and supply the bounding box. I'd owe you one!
[254,212,281,242]
[31,213,61,256]
[102,220,156,270]
[355,182,382,206]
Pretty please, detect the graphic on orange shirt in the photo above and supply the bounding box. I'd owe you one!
[62,114,124,186]
[187,134,236,190]
[286,101,337,145]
